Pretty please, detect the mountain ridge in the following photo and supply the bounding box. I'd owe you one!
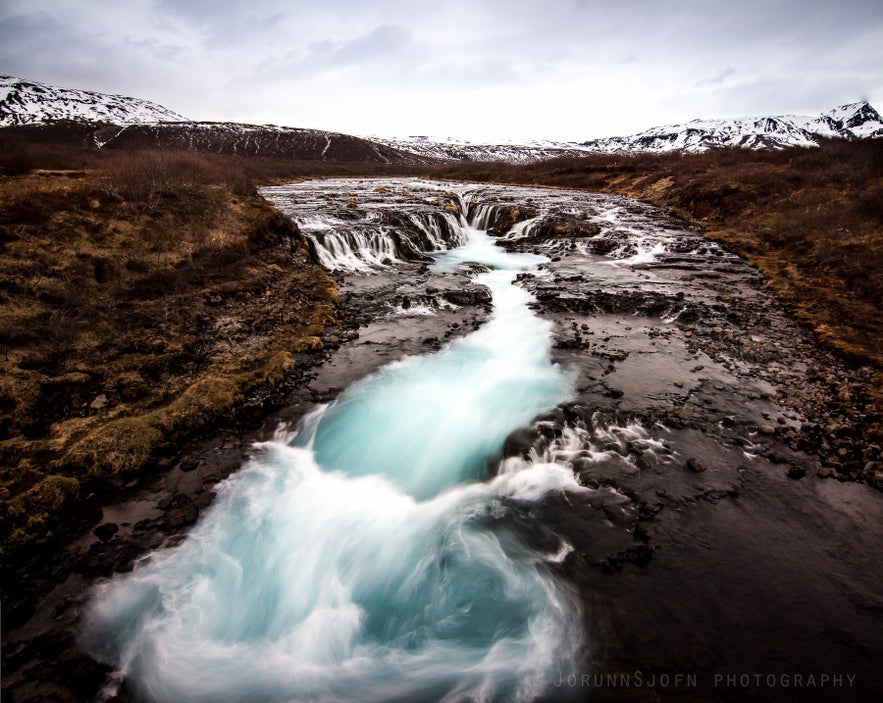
[371,101,883,161]
[0,75,188,127]
[576,101,883,154]
[1,74,880,162]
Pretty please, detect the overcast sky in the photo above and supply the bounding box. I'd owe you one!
[2,0,882,142]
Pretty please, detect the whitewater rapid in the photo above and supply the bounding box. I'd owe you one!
[83,186,586,702]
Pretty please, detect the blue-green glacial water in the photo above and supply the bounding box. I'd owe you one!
[83,196,585,702]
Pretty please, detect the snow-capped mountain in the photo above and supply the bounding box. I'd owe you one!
[100,121,422,163]
[1,74,880,162]
[365,135,587,164]
[0,75,419,162]
[576,102,883,154]
[375,102,883,162]
[0,75,188,127]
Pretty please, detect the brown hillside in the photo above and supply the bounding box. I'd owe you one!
[0,148,342,562]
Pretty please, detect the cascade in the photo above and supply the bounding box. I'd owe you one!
[259,182,468,271]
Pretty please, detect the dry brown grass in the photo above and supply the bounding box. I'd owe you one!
[0,145,340,561]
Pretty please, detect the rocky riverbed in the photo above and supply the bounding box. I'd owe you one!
[3,179,881,702]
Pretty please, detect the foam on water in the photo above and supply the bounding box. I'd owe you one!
[84,445,583,703]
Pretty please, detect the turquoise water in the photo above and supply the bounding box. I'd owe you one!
[83,202,584,702]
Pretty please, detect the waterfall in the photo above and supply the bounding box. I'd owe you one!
[502,215,542,240]
[467,202,500,231]
[82,180,586,703]
[260,182,468,272]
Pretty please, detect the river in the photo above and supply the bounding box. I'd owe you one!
[81,179,883,702]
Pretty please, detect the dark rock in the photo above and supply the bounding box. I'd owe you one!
[686,457,707,473]
[132,517,158,535]
[603,544,654,571]
[533,411,566,440]
[467,263,492,274]
[442,288,492,307]
[501,426,540,459]
[585,236,619,255]
[166,504,199,528]
[162,494,199,528]
[92,523,119,542]
[787,466,807,480]
[75,538,142,577]
[485,205,537,236]
[535,289,559,302]
[626,544,653,565]
[54,650,113,698]
[638,501,665,520]
[535,214,602,240]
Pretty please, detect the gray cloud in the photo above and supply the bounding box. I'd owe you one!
[693,68,738,89]
[0,10,70,63]
[2,0,882,140]
[154,0,289,41]
[122,36,189,63]
[306,24,412,70]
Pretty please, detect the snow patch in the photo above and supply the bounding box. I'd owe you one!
[0,75,189,127]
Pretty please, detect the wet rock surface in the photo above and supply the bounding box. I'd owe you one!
[3,179,881,702]
[468,183,883,701]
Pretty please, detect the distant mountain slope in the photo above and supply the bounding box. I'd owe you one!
[0,75,188,127]
[576,102,883,154]
[377,102,883,162]
[0,76,420,163]
[365,135,588,164]
[99,122,424,163]
[1,75,880,163]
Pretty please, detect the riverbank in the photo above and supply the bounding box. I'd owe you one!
[0,156,342,576]
[2,143,881,700]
